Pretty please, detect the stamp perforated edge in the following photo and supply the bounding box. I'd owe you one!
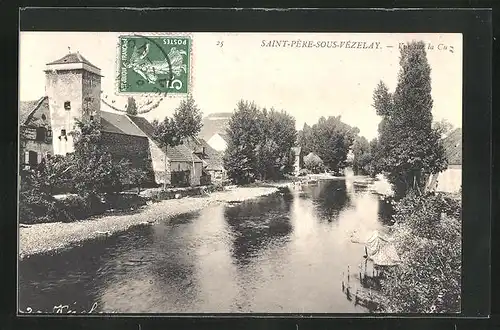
[114,32,194,98]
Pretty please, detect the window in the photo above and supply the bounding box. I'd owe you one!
[27,151,38,166]
[35,127,46,141]
[64,101,71,111]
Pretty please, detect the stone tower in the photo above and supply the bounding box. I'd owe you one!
[45,52,102,155]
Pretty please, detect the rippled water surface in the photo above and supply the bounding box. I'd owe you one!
[19,176,393,313]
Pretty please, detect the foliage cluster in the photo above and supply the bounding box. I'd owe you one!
[370,41,448,198]
[297,116,359,173]
[223,100,297,184]
[351,136,379,176]
[19,120,149,224]
[381,192,461,313]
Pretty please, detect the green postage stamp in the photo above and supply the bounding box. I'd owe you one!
[118,35,191,94]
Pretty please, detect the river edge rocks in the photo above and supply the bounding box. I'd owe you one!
[19,186,280,260]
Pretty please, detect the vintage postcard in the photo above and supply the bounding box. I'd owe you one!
[18,32,462,314]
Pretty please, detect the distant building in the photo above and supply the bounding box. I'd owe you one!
[19,51,222,188]
[206,132,229,152]
[291,147,302,176]
[199,113,231,152]
[427,127,462,193]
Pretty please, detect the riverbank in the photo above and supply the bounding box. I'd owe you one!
[19,186,279,259]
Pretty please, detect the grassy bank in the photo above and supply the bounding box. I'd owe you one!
[19,186,278,259]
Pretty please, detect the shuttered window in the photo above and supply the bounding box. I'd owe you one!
[28,151,38,166]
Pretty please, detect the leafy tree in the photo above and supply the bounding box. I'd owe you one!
[352,136,371,175]
[223,101,262,184]
[373,41,447,198]
[126,97,138,116]
[297,123,314,164]
[223,101,297,184]
[70,120,129,204]
[310,116,359,173]
[303,152,324,174]
[256,108,297,180]
[152,95,203,189]
[433,119,454,138]
[121,165,149,194]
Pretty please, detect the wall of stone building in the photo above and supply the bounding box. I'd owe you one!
[192,162,202,186]
[101,131,155,183]
[46,69,101,156]
[81,70,102,122]
[170,161,202,186]
[148,139,171,185]
[20,140,53,168]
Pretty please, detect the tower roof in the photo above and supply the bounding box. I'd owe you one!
[46,52,100,70]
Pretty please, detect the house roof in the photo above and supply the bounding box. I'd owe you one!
[198,115,231,141]
[443,127,462,166]
[183,136,225,171]
[127,114,202,163]
[19,97,48,125]
[217,133,229,142]
[100,111,148,138]
[47,52,100,69]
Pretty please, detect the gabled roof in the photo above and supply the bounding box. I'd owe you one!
[100,111,147,137]
[442,127,462,166]
[199,139,224,171]
[127,114,202,163]
[183,136,225,171]
[217,133,229,142]
[19,97,48,125]
[47,52,100,69]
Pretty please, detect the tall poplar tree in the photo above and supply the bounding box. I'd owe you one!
[374,41,447,198]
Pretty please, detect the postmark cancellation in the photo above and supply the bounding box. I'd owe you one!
[117,35,191,95]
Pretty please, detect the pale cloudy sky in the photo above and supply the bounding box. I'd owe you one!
[19,32,462,140]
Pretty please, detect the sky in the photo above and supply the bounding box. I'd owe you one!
[20,32,462,140]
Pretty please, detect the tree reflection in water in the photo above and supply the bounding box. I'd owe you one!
[225,188,294,267]
[303,180,351,221]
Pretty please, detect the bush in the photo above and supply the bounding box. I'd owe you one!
[298,168,311,176]
[304,152,325,174]
[380,192,461,313]
[104,193,146,211]
[56,195,92,222]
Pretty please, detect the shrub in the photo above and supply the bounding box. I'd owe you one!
[104,193,146,211]
[56,195,92,222]
[298,168,311,176]
[380,192,461,313]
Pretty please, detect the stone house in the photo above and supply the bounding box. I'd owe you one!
[182,136,227,183]
[19,96,53,168]
[426,127,462,193]
[19,51,213,187]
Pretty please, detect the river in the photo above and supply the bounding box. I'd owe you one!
[19,175,394,314]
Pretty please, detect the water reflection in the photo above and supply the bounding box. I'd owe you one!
[302,180,351,221]
[19,177,392,314]
[225,189,294,267]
